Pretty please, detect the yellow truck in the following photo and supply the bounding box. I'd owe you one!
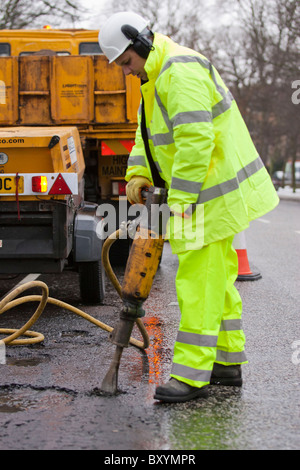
[0,28,142,298]
[0,28,140,199]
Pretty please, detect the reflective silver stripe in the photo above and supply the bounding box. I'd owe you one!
[176,331,218,347]
[152,88,212,147]
[149,55,234,146]
[237,156,264,183]
[147,126,173,147]
[184,203,197,217]
[171,362,211,382]
[158,55,233,119]
[155,89,172,132]
[150,91,230,148]
[152,131,174,146]
[207,64,233,118]
[199,156,264,204]
[171,177,202,194]
[127,155,147,168]
[155,161,162,173]
[151,62,232,148]
[216,350,247,363]
[219,319,242,331]
[149,89,174,146]
[159,55,211,77]
[212,91,234,119]
[199,175,239,203]
[172,110,212,126]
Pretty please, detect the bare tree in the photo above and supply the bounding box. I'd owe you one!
[108,0,216,51]
[211,0,299,178]
[240,0,299,178]
[102,0,299,182]
[0,0,86,29]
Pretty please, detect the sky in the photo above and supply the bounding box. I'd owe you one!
[76,0,110,29]
[75,0,234,31]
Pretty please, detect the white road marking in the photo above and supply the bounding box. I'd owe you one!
[1,273,41,300]
[0,340,6,365]
[14,273,41,288]
[257,218,270,223]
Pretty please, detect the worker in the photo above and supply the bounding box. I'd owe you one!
[98,12,279,403]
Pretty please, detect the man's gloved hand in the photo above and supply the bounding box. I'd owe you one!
[126,176,152,204]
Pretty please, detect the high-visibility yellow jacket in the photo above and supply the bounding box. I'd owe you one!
[126,33,279,253]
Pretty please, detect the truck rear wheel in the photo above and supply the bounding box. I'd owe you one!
[78,259,105,304]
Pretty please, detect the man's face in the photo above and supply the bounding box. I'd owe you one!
[115,48,148,81]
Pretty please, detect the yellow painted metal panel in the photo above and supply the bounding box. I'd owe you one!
[0,57,18,125]
[19,56,51,124]
[94,56,127,124]
[50,56,94,123]
[0,127,85,182]
[0,29,100,56]
[126,75,141,122]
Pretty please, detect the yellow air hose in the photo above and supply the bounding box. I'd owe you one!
[0,226,150,350]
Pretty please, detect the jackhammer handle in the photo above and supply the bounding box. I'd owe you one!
[141,188,149,200]
[141,186,168,204]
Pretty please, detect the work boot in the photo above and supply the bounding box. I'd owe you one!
[154,378,208,403]
[210,363,242,386]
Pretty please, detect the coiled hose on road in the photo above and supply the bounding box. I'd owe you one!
[0,226,150,350]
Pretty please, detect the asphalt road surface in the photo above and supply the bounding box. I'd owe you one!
[0,198,299,451]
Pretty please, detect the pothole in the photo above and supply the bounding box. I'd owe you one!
[6,356,50,367]
[0,385,76,414]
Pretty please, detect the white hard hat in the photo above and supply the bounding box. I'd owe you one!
[98,11,150,63]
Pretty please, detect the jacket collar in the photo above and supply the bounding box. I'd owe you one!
[144,33,175,82]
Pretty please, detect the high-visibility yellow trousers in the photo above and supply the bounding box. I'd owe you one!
[170,235,247,388]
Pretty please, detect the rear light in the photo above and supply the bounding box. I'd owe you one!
[112,180,127,196]
[48,173,72,195]
[32,175,48,193]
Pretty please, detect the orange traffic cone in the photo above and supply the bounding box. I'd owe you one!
[233,231,262,281]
